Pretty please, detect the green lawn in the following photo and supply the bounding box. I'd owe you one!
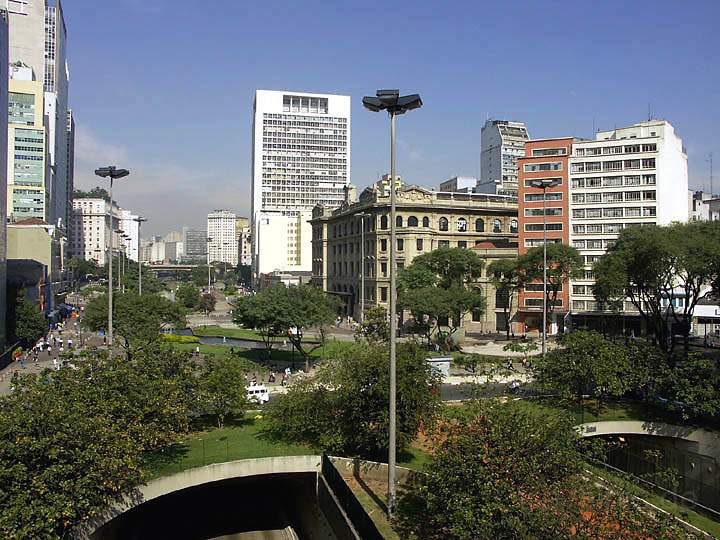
[192,325,320,344]
[143,416,314,479]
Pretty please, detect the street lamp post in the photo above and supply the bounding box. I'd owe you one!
[115,229,125,292]
[207,237,213,291]
[354,212,367,323]
[363,89,422,518]
[134,217,147,295]
[529,178,561,357]
[95,166,130,353]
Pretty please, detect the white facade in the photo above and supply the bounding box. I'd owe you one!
[479,119,529,196]
[255,211,312,275]
[70,198,119,266]
[251,90,350,277]
[207,210,238,265]
[7,0,70,232]
[439,176,477,193]
[119,209,139,262]
[569,120,688,313]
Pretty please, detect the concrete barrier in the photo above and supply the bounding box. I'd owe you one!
[577,420,720,459]
[75,456,321,539]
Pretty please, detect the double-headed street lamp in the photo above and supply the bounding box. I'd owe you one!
[115,229,125,292]
[95,166,130,353]
[207,237,214,291]
[363,89,422,518]
[529,177,562,357]
[134,217,147,295]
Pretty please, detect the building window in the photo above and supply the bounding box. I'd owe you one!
[416,239,424,251]
[523,162,563,172]
[381,287,388,302]
[422,216,430,227]
[493,219,502,233]
[475,218,485,232]
[438,240,450,248]
[380,215,388,229]
[380,239,387,251]
[510,219,518,234]
[458,241,467,249]
[397,239,404,251]
[525,223,563,232]
[408,216,418,227]
[457,218,467,232]
[381,262,387,277]
[439,217,449,231]
[532,147,567,157]
[396,215,403,228]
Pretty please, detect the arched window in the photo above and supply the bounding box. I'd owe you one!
[422,216,430,227]
[439,217,449,231]
[493,219,502,233]
[396,215,403,227]
[475,218,485,232]
[380,215,388,230]
[408,216,419,227]
[510,219,518,234]
[457,218,468,232]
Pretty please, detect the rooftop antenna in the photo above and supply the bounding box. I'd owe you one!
[647,103,653,121]
[708,153,714,198]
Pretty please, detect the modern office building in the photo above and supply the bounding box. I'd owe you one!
[251,90,351,278]
[516,120,689,333]
[70,197,119,266]
[516,137,575,334]
[208,210,238,266]
[7,64,47,221]
[119,210,139,262]
[6,0,70,232]
[182,228,207,262]
[255,211,312,276]
[310,183,518,331]
[0,7,9,348]
[479,119,530,197]
[65,109,75,237]
[439,176,477,193]
[568,120,688,322]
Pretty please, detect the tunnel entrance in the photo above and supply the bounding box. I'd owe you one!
[93,473,334,540]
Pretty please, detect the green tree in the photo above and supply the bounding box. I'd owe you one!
[83,292,185,357]
[660,354,720,419]
[13,292,47,347]
[200,292,216,314]
[594,221,720,353]
[234,284,338,368]
[198,356,250,428]
[73,186,111,202]
[190,265,214,288]
[399,248,486,347]
[176,283,201,310]
[262,342,441,460]
[356,305,390,343]
[533,330,632,405]
[122,263,163,294]
[487,257,526,338]
[520,243,583,334]
[398,400,686,539]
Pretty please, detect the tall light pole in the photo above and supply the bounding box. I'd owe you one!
[529,178,561,357]
[222,242,230,278]
[354,212,367,323]
[363,89,422,518]
[134,217,147,295]
[207,237,213,291]
[115,229,125,292]
[95,166,130,353]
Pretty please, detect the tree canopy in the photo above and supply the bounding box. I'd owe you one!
[12,292,47,347]
[487,257,526,338]
[177,282,201,310]
[262,341,441,460]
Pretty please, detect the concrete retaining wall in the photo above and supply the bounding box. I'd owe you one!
[577,421,720,459]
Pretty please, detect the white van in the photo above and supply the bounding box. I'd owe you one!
[246,384,270,404]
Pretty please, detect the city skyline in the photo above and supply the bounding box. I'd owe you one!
[63,0,720,235]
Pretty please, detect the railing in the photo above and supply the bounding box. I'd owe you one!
[320,454,384,540]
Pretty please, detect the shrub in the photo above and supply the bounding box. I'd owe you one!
[162,334,200,344]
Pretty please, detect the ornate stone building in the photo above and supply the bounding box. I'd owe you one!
[310,184,519,333]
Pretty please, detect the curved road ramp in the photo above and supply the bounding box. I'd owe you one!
[74,455,386,540]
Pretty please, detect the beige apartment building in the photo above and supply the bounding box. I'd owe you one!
[310,183,519,333]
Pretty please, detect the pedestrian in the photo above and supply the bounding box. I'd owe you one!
[67,338,73,350]
[195,345,200,357]
[59,345,64,354]
[19,355,25,369]
[52,336,57,346]
[52,358,58,370]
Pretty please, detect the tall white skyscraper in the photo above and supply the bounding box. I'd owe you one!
[119,209,139,262]
[251,90,351,277]
[6,0,70,231]
[479,119,529,197]
[207,210,238,266]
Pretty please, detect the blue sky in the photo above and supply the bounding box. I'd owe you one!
[65,0,720,235]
